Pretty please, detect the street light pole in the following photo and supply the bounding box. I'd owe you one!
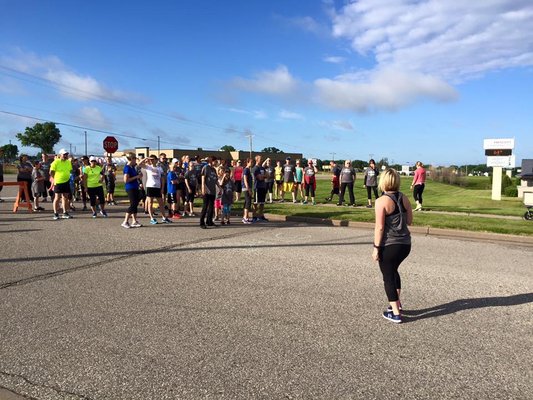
[84,131,87,156]
[245,134,254,159]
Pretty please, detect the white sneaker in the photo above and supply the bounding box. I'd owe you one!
[130,221,142,228]
[121,222,131,229]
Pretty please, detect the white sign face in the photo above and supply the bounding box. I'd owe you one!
[401,165,410,175]
[483,138,514,150]
[487,155,516,168]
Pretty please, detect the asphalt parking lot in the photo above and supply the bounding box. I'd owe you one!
[0,202,532,399]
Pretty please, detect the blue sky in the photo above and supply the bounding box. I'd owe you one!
[1,0,532,166]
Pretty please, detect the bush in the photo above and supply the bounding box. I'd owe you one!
[503,186,518,197]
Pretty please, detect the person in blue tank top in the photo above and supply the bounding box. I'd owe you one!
[372,168,413,324]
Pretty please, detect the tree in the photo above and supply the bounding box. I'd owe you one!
[0,144,19,162]
[261,147,282,153]
[16,122,61,154]
[220,145,236,152]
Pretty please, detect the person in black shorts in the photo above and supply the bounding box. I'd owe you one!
[253,155,268,222]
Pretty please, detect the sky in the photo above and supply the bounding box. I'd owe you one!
[0,0,532,166]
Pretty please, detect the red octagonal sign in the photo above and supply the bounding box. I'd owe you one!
[103,136,118,154]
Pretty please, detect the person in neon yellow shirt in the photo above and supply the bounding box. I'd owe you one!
[83,156,108,218]
[50,149,73,220]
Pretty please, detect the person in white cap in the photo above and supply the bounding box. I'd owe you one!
[82,156,108,218]
[50,149,73,219]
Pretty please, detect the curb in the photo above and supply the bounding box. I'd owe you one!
[264,213,533,247]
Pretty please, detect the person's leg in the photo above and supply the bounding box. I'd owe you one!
[61,193,70,214]
[206,194,215,225]
[372,186,379,200]
[366,186,372,206]
[97,187,106,214]
[200,195,208,226]
[88,188,97,214]
[147,196,154,219]
[348,182,355,205]
[310,184,316,204]
[339,183,346,205]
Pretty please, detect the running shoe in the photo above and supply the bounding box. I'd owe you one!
[171,214,182,219]
[92,212,97,218]
[150,218,158,225]
[382,311,402,324]
[121,222,131,229]
[53,213,60,220]
[100,210,108,217]
[62,213,73,219]
[130,221,142,228]
[312,201,316,205]
[242,218,251,224]
[161,217,172,223]
[366,204,372,208]
[302,200,308,204]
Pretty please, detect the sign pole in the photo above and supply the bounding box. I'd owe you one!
[492,166,502,201]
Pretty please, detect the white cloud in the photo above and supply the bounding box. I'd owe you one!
[0,48,144,103]
[231,65,300,96]
[76,107,111,130]
[323,56,346,64]
[332,0,533,81]
[279,109,304,120]
[314,67,458,112]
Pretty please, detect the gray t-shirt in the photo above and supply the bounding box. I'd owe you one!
[185,169,198,187]
[340,167,355,183]
[221,180,236,205]
[364,167,378,187]
[283,164,295,182]
[201,165,218,195]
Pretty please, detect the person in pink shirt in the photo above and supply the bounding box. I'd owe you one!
[232,159,244,201]
[410,161,426,211]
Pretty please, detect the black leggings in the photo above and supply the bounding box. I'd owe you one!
[339,182,354,204]
[366,186,379,200]
[378,244,411,302]
[200,194,215,225]
[87,186,105,207]
[305,183,316,197]
[126,188,140,215]
[413,184,425,204]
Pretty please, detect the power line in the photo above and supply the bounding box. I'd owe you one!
[0,109,217,150]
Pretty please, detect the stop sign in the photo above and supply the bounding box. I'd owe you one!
[103,136,118,153]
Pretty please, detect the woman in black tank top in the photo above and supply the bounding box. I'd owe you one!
[372,169,413,323]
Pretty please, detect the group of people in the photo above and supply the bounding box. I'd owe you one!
[2,148,429,324]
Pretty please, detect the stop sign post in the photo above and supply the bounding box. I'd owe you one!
[103,136,118,154]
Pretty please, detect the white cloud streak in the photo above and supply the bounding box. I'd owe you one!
[230,65,300,96]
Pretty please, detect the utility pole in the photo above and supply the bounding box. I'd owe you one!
[84,131,87,156]
[245,134,254,159]
[69,143,72,155]
[157,136,160,156]
[330,152,335,161]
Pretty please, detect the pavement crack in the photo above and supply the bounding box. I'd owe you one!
[0,228,272,290]
[0,370,92,399]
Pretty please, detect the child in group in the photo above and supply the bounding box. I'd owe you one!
[167,162,180,219]
[184,161,198,216]
[220,168,235,225]
[214,173,223,221]
[105,164,117,205]
[31,160,45,211]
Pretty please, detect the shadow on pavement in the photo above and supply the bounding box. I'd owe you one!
[403,292,533,322]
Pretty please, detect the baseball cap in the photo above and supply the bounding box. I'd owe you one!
[89,156,97,162]
[58,148,68,155]
[172,158,179,164]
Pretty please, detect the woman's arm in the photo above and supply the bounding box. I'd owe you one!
[372,198,386,261]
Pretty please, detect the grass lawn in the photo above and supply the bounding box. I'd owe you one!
[112,173,532,236]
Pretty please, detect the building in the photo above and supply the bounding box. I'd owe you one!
[114,147,303,163]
